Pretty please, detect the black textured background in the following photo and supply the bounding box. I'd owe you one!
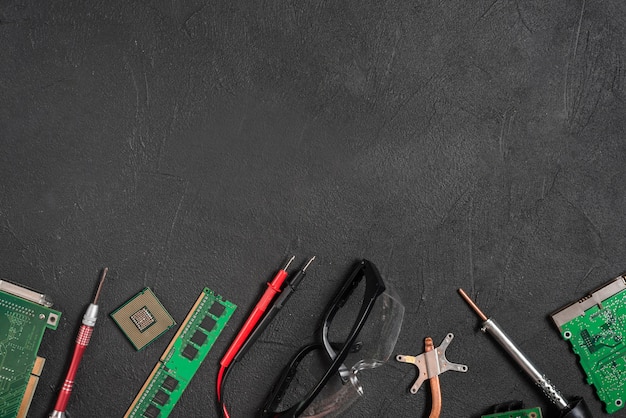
[2,1,626,417]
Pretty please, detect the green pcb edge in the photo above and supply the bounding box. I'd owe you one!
[552,275,626,414]
[125,287,236,418]
[0,285,61,418]
[481,407,542,418]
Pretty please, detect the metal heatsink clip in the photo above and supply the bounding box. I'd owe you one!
[396,333,468,394]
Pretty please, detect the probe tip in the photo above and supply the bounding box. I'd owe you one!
[283,256,296,271]
[302,256,316,272]
[458,288,488,321]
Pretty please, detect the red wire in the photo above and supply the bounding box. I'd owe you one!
[217,365,224,400]
[219,268,288,369]
[217,365,231,418]
[217,260,293,418]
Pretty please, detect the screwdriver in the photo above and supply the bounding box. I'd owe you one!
[49,268,108,418]
[458,289,592,418]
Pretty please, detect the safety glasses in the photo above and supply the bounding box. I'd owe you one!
[261,259,405,417]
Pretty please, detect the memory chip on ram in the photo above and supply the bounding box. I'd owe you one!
[124,287,236,418]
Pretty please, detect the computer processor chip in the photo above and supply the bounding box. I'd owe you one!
[111,288,175,350]
[124,287,236,418]
[130,306,155,332]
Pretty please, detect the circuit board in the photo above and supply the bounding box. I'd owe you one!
[0,281,61,418]
[481,407,542,418]
[124,288,236,418]
[552,275,626,414]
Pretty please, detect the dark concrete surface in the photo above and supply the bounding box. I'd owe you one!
[2,1,626,417]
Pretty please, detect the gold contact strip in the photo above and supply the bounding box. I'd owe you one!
[17,356,46,418]
[124,291,207,417]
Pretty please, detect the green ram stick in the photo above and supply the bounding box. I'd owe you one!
[125,288,236,418]
[552,275,626,414]
[0,280,61,418]
[481,407,542,418]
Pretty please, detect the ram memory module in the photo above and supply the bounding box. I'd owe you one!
[125,288,236,418]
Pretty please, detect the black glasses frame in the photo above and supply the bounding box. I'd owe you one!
[261,259,386,417]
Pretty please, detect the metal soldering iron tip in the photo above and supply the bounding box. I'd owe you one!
[458,288,488,321]
[302,256,316,272]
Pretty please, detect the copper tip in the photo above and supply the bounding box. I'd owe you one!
[425,337,434,351]
[458,288,488,321]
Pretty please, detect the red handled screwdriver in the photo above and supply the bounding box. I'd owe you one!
[49,268,108,418]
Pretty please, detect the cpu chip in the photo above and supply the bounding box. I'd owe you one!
[131,306,156,332]
[111,288,175,350]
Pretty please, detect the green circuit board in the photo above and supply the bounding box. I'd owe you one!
[482,407,542,418]
[552,275,626,414]
[0,284,61,418]
[125,288,236,418]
